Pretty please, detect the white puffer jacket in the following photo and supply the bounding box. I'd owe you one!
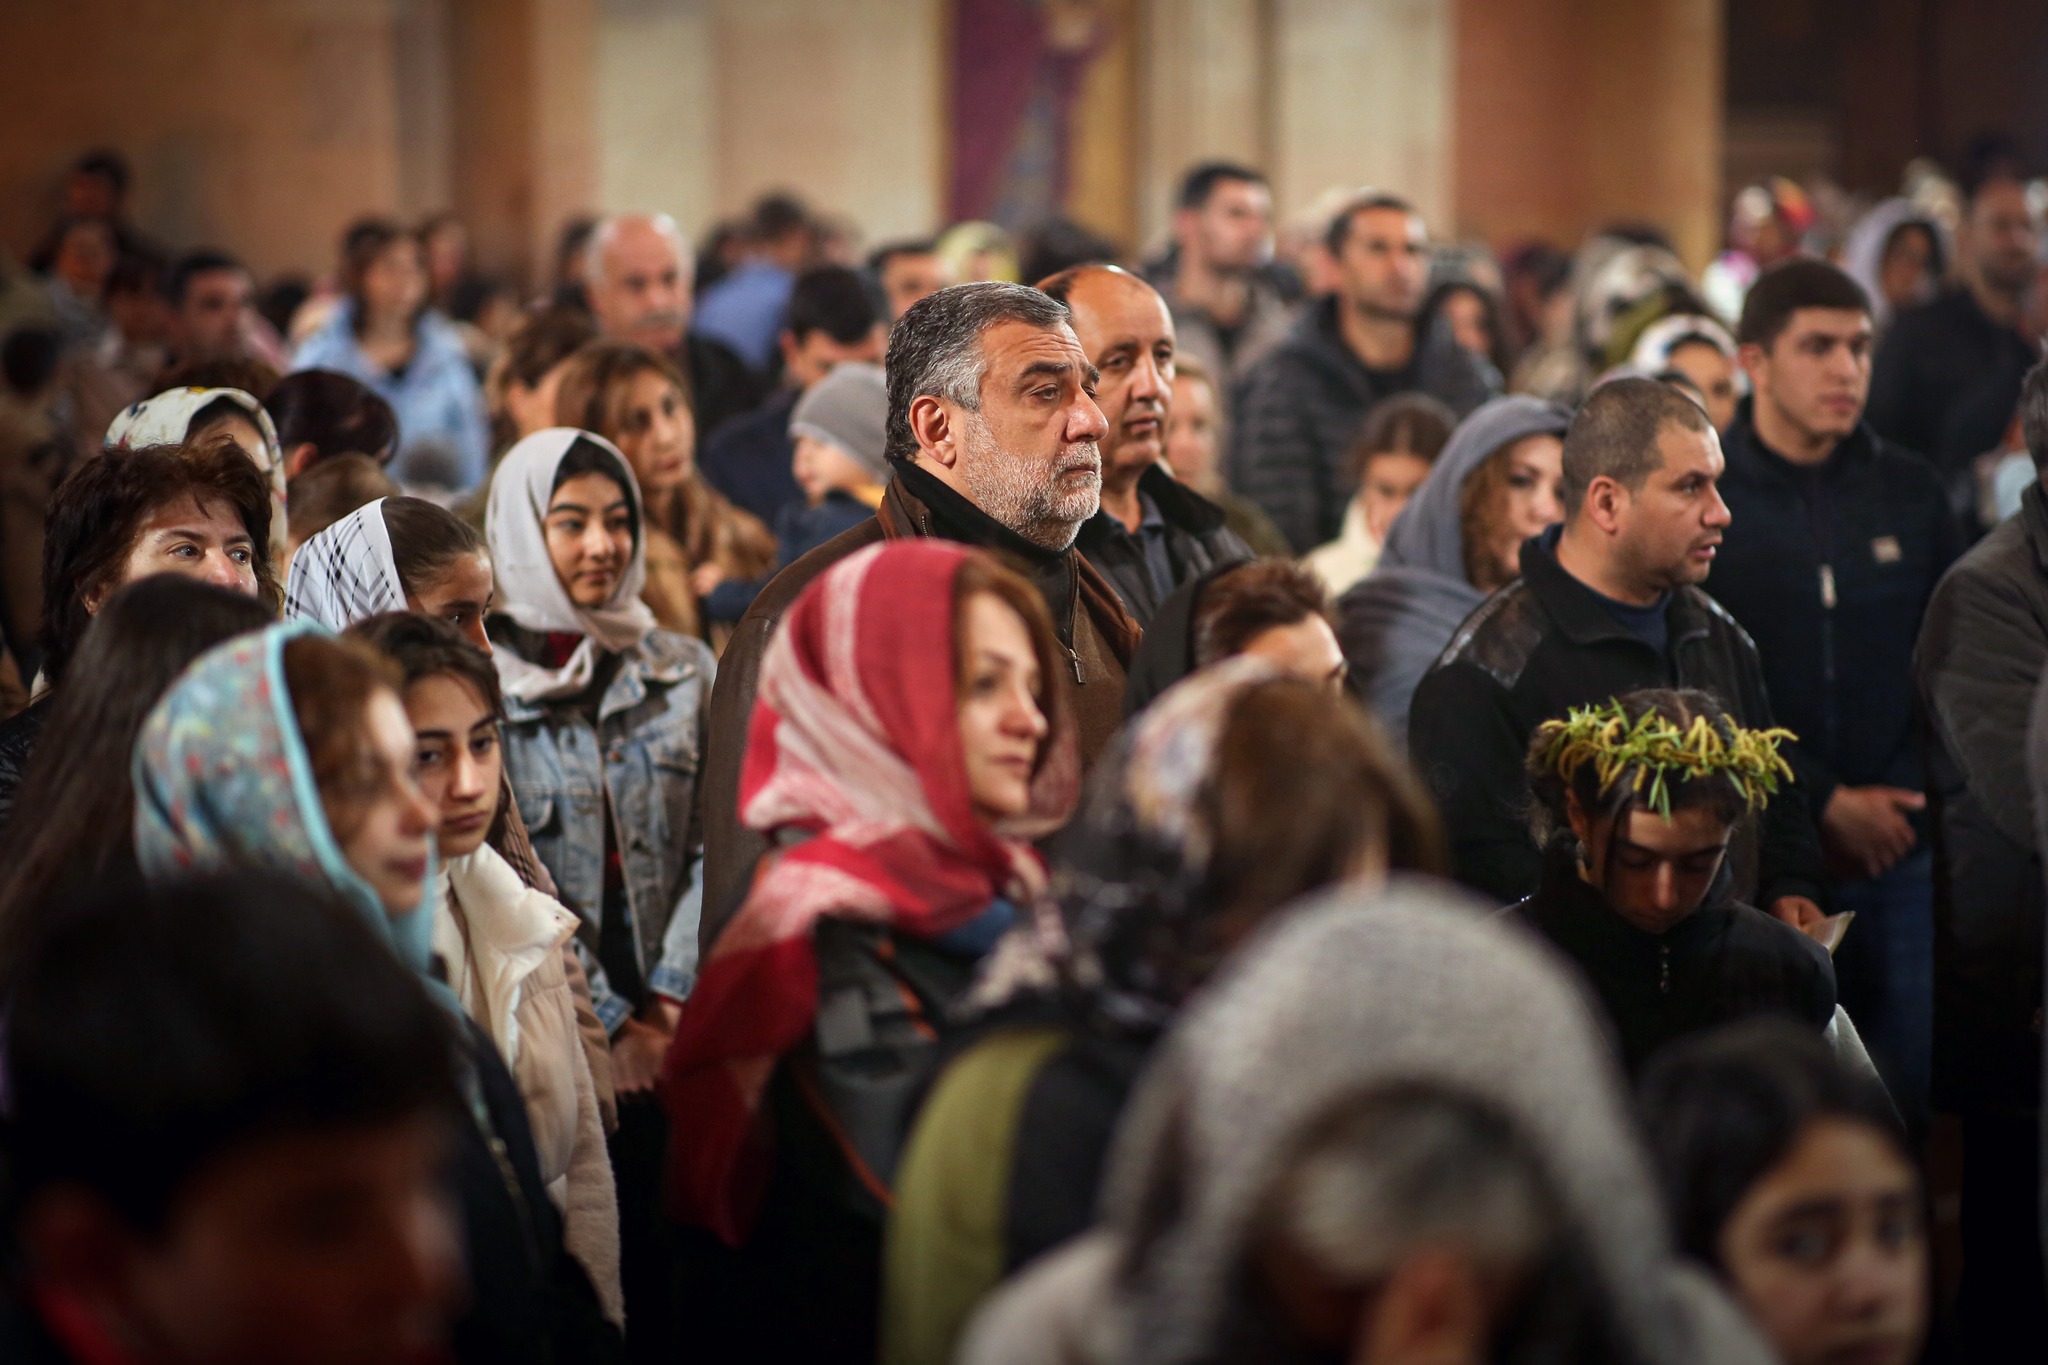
[436,845,623,1326]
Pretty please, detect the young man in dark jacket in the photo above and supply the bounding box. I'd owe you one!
[1915,357,2048,1351]
[1710,260,1962,1126]
[1229,193,1497,552]
[1043,265,1249,627]
[1409,376,1827,926]
[1867,170,2041,522]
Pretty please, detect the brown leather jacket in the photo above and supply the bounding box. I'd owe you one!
[695,460,1141,954]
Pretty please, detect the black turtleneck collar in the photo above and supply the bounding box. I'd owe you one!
[888,456,1081,644]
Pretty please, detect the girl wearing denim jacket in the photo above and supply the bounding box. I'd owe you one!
[486,427,714,1347]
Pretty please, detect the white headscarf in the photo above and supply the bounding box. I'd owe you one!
[487,428,657,703]
[1841,197,1951,332]
[106,386,290,567]
[284,498,404,630]
[1629,312,1739,372]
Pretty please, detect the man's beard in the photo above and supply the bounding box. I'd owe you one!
[957,412,1101,551]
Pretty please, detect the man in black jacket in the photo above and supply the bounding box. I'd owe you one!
[1867,169,2041,522]
[1915,357,2048,1350]
[1409,376,1826,926]
[1042,265,1248,626]
[1229,193,1497,552]
[1711,260,1961,1125]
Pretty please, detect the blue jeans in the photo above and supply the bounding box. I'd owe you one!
[1831,848,1933,1133]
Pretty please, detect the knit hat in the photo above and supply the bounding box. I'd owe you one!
[790,362,888,482]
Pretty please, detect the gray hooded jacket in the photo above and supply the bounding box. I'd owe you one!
[960,878,1772,1365]
[1336,395,1573,746]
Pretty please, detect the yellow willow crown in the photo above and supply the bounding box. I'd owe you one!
[1531,700,1795,818]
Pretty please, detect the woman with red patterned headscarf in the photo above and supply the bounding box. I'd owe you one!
[661,538,1078,1362]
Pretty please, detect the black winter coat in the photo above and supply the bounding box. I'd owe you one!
[1409,534,1827,909]
[1228,297,1496,553]
[1708,404,1961,816]
[1866,287,2038,516]
[1510,846,1836,1076]
[450,1019,623,1364]
[0,696,48,835]
[1073,465,1250,629]
[1914,481,2048,1113]
[681,333,768,455]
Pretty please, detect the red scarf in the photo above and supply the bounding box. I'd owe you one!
[660,541,1077,1244]
[29,1284,146,1365]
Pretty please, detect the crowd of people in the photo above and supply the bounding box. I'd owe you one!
[0,137,2044,1362]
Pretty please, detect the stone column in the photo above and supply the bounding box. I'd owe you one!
[449,0,600,282]
[1455,0,1723,270]
[1269,0,1456,234]
[1137,0,1269,248]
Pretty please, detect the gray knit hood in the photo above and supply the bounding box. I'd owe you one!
[1377,394,1573,580]
[1090,877,1773,1365]
[789,360,889,482]
[1338,396,1572,744]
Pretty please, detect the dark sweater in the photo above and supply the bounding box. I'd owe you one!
[1867,287,2038,517]
[1511,848,1836,1075]
[1073,464,1250,628]
[1228,296,1498,551]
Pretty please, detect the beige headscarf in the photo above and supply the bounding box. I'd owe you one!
[106,386,290,567]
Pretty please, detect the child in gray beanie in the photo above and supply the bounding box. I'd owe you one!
[704,362,890,623]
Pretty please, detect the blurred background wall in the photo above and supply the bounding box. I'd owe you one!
[3,0,2042,283]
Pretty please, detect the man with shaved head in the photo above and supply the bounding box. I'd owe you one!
[584,212,762,436]
[1042,264,1248,624]
[697,282,1143,941]
[1409,376,1826,925]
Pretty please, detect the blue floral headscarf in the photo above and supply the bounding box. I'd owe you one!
[133,620,439,980]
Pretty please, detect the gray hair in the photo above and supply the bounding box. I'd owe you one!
[584,213,690,290]
[1259,1082,1559,1283]
[884,281,1072,463]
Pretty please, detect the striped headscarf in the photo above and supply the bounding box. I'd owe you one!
[283,497,404,629]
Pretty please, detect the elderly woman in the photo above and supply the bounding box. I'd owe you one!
[106,383,290,565]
